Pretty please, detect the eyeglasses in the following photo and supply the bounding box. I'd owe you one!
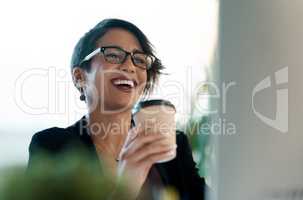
[79,46,155,70]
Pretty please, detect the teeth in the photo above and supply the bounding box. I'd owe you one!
[113,79,134,88]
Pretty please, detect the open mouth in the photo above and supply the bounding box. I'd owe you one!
[111,78,137,92]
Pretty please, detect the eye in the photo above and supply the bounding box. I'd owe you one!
[104,51,124,63]
[133,54,147,65]
[106,53,119,59]
[134,57,146,64]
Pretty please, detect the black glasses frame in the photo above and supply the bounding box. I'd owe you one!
[79,46,155,70]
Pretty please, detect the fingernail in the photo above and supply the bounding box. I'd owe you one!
[168,150,175,156]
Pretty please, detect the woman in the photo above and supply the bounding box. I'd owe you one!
[28,18,206,200]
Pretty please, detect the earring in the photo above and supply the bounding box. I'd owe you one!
[80,87,86,101]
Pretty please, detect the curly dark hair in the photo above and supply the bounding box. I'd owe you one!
[70,18,164,96]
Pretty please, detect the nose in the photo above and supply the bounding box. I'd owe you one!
[119,55,136,73]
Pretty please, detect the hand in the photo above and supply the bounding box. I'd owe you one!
[116,126,177,198]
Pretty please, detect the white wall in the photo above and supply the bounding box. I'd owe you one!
[217,0,303,199]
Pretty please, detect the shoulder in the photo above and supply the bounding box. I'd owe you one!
[29,115,88,147]
[175,130,192,152]
[29,125,77,153]
[33,126,68,136]
[176,130,188,142]
[31,126,70,141]
[166,130,194,166]
[27,125,79,169]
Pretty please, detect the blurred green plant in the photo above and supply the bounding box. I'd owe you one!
[184,115,211,178]
[0,151,130,200]
[0,150,180,200]
[176,81,213,183]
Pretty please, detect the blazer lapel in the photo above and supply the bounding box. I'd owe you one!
[70,115,172,186]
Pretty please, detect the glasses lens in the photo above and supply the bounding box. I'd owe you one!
[103,48,126,64]
[133,53,153,69]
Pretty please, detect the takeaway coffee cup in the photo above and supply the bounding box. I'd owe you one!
[132,99,176,163]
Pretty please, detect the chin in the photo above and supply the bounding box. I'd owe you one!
[102,101,135,114]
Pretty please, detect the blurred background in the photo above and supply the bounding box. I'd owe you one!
[1,0,302,199]
[0,0,218,182]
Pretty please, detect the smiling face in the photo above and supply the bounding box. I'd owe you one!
[73,28,147,113]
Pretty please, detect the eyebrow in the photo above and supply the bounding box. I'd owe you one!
[132,49,145,54]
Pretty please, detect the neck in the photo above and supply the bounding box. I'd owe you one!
[85,109,132,158]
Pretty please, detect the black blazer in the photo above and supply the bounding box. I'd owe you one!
[28,116,206,200]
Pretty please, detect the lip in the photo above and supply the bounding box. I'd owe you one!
[110,75,138,87]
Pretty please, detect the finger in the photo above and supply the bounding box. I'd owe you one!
[138,148,177,166]
[118,127,142,161]
[124,125,154,148]
[120,134,168,160]
[128,143,177,163]
[124,129,166,151]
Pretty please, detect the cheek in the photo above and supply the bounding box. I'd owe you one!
[95,71,108,94]
[85,67,105,95]
[90,63,108,86]
[140,70,148,82]
[138,72,147,93]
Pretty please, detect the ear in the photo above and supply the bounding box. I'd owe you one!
[72,67,86,90]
